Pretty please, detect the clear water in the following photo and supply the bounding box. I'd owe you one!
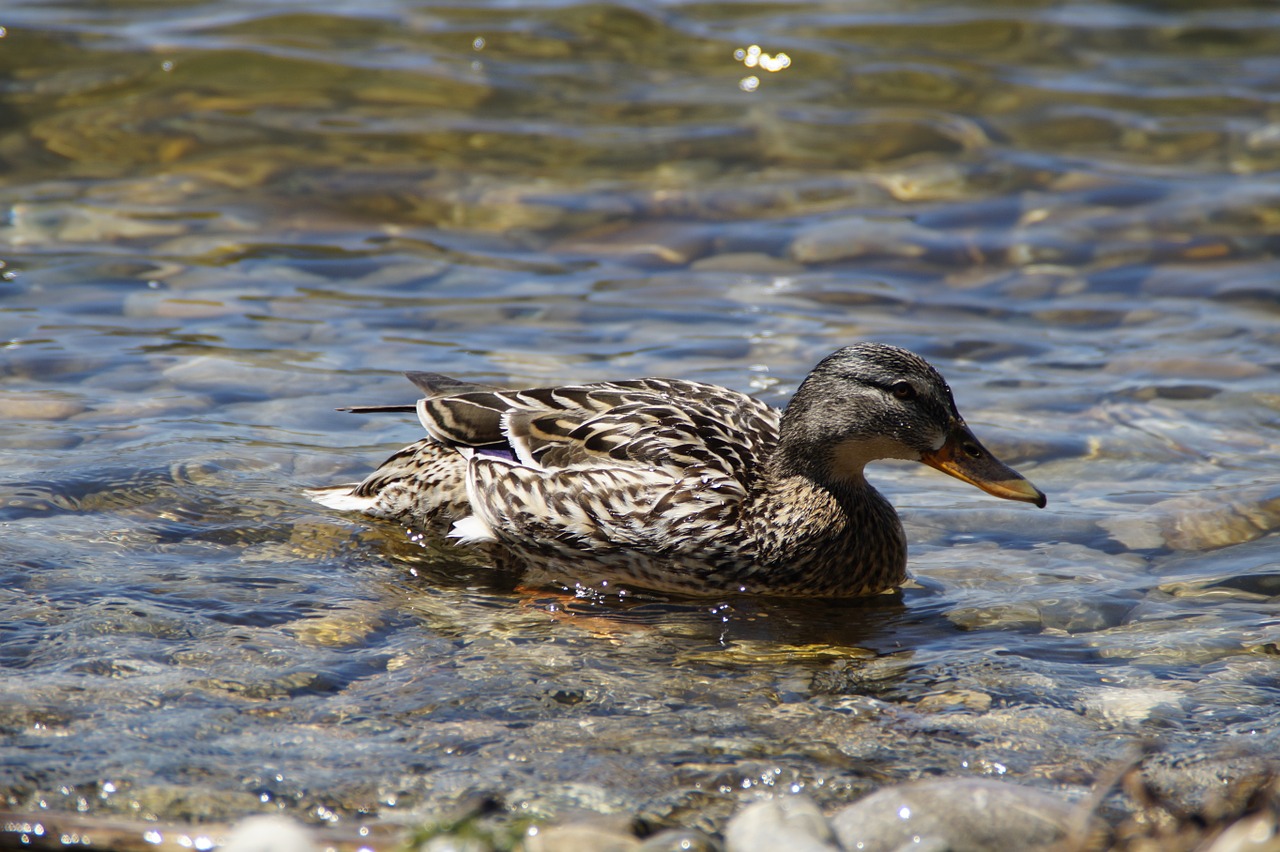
[2,0,1280,838]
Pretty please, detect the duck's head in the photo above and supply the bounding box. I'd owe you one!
[778,343,1046,507]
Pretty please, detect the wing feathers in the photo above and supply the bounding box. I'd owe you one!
[343,372,781,551]
[405,372,496,397]
[412,379,778,480]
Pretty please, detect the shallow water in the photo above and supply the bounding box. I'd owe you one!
[3,0,1280,841]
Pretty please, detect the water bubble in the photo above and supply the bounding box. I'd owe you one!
[739,76,760,93]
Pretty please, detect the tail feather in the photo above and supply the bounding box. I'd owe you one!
[306,486,377,513]
[405,372,497,398]
[337,404,417,414]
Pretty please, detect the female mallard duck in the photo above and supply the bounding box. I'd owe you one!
[312,343,1045,597]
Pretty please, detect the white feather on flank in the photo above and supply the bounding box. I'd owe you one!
[449,515,496,544]
[306,486,376,512]
[500,410,542,468]
[449,459,501,544]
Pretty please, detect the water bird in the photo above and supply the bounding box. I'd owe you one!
[311,343,1045,597]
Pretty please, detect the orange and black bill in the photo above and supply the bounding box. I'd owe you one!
[920,422,1047,508]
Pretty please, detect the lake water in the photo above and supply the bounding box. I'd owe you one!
[3,0,1280,845]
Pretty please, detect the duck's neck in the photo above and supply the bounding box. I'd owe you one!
[738,459,908,597]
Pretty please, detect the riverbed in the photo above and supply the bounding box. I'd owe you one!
[2,0,1279,845]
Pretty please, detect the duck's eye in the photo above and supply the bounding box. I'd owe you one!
[891,381,917,401]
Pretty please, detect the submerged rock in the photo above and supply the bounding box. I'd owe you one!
[829,778,1078,852]
[0,392,87,421]
[1101,484,1280,552]
[723,796,840,852]
[522,822,641,852]
[788,215,934,264]
[636,828,722,852]
[223,815,316,852]
[1076,686,1186,726]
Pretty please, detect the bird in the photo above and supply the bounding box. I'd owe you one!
[310,343,1046,597]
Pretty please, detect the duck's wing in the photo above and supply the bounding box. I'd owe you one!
[405,372,497,397]
[419,378,779,483]
[436,379,782,563]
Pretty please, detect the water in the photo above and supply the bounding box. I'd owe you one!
[2,0,1280,841]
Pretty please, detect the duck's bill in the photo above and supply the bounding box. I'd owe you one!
[920,424,1047,508]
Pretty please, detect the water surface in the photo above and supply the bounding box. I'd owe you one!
[2,0,1280,841]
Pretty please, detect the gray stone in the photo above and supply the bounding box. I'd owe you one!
[788,216,933,264]
[1200,812,1280,852]
[830,778,1076,852]
[689,252,803,275]
[1101,485,1280,552]
[421,836,492,852]
[636,828,722,851]
[1076,686,1185,725]
[223,815,316,852]
[0,392,87,421]
[723,795,840,852]
[522,822,641,852]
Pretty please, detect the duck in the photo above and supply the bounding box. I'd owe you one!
[310,343,1046,597]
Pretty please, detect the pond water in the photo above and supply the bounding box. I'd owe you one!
[2,0,1280,844]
